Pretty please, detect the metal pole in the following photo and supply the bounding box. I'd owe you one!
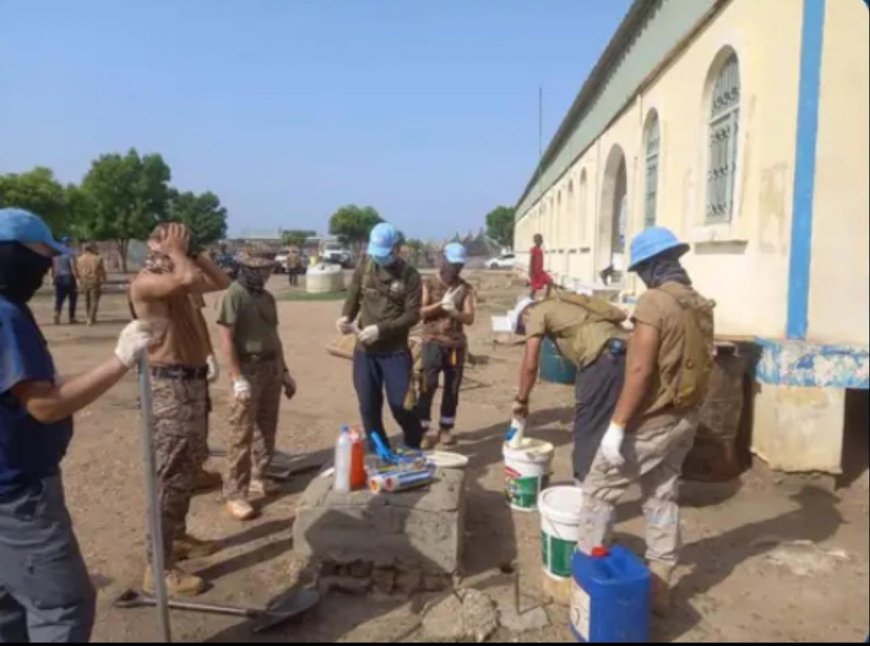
[138,356,172,643]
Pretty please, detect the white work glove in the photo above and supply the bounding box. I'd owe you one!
[206,355,219,383]
[114,320,156,368]
[358,324,380,345]
[600,422,626,468]
[441,296,458,315]
[336,316,354,336]
[233,377,252,403]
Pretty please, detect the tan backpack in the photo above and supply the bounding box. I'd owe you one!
[656,282,716,409]
[552,290,628,328]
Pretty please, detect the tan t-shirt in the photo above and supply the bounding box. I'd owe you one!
[524,299,626,368]
[631,281,700,427]
[76,252,106,288]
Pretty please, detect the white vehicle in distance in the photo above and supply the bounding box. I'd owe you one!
[486,252,516,270]
[321,242,353,268]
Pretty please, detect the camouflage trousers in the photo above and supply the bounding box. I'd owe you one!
[146,374,209,567]
[224,359,282,501]
[577,412,698,569]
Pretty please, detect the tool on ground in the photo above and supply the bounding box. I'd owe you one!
[138,356,172,643]
[113,587,321,634]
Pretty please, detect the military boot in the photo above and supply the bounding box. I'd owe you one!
[143,565,206,598]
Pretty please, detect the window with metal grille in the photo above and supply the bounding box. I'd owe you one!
[706,53,740,223]
[644,112,660,227]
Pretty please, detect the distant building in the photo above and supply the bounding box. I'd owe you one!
[513,0,868,475]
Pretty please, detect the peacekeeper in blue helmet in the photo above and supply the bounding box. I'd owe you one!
[336,223,424,451]
[0,208,157,642]
[576,226,716,618]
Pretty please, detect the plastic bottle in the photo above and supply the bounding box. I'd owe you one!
[333,425,352,493]
[349,427,367,491]
[505,417,526,449]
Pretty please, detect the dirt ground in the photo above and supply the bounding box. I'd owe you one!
[27,271,869,643]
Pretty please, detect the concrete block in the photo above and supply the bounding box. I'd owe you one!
[294,468,466,575]
[752,382,845,474]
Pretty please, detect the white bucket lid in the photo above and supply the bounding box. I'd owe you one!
[502,438,554,462]
[427,451,469,469]
[538,486,584,525]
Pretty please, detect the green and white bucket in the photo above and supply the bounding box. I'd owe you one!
[538,485,583,579]
[503,438,554,512]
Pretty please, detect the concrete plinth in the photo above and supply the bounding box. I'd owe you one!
[294,468,466,584]
[752,382,845,474]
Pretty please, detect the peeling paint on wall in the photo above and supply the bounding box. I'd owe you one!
[755,337,869,388]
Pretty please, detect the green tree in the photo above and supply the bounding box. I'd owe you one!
[485,205,516,249]
[166,189,228,252]
[328,205,383,255]
[282,229,316,248]
[77,149,171,272]
[0,167,71,235]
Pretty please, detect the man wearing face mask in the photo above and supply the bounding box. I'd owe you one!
[130,222,232,597]
[416,242,475,448]
[577,226,715,617]
[217,247,296,522]
[337,223,424,451]
[0,208,156,642]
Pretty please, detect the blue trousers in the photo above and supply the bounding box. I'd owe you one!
[352,350,423,450]
[53,276,77,321]
[0,476,96,643]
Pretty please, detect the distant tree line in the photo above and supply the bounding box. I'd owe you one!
[0,148,228,272]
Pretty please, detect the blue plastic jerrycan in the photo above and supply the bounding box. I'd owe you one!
[570,545,651,643]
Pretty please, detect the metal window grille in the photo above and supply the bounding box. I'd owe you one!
[644,114,660,227]
[706,54,740,223]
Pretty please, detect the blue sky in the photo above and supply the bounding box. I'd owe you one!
[1,0,631,239]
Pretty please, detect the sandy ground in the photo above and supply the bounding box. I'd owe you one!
[23,271,869,643]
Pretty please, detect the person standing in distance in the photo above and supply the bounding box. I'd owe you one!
[0,208,156,642]
[336,223,424,451]
[51,237,79,325]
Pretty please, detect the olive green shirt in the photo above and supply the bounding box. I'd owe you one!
[341,258,422,354]
[524,299,627,368]
[217,281,281,357]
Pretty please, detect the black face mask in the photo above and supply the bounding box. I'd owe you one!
[0,242,52,304]
[635,253,692,290]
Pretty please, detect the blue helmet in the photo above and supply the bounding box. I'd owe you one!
[628,226,689,271]
[443,242,467,265]
[367,222,400,258]
[0,207,70,255]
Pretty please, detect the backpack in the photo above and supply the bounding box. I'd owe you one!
[552,290,628,328]
[656,282,716,409]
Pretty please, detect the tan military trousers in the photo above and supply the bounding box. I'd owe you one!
[578,412,698,568]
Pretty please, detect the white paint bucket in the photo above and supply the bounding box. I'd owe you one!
[538,486,583,580]
[503,438,554,512]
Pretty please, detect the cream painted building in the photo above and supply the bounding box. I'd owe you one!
[514,0,868,474]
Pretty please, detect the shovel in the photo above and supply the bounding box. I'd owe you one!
[113,587,321,634]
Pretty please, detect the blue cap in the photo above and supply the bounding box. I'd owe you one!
[367,222,400,258]
[444,242,467,265]
[628,226,689,271]
[0,208,70,256]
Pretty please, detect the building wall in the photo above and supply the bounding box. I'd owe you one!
[807,0,869,345]
[515,0,832,340]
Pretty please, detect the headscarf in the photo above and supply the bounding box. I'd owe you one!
[237,265,272,293]
[0,241,52,305]
[635,249,692,289]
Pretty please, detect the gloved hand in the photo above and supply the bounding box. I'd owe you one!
[441,297,458,315]
[206,355,219,383]
[358,324,380,345]
[114,320,156,368]
[336,316,354,335]
[233,377,252,403]
[600,422,626,468]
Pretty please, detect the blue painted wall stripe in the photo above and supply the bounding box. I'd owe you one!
[787,0,826,340]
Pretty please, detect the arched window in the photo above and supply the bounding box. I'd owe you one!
[707,51,740,223]
[644,111,660,227]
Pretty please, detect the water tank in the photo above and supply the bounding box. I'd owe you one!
[306,262,344,294]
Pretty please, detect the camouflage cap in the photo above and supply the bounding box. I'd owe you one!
[235,245,277,268]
